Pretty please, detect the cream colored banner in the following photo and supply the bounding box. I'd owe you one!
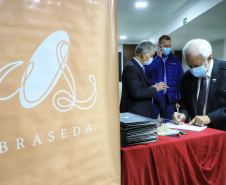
[0,0,120,184]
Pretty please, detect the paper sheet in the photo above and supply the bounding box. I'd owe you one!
[157,123,179,135]
[166,123,207,132]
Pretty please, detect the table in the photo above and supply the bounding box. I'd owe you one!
[121,127,226,185]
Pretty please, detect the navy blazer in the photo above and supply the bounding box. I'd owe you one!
[120,58,157,118]
[179,59,226,131]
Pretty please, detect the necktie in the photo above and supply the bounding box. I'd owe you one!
[197,77,207,115]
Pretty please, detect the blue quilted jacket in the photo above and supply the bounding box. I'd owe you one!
[144,52,184,103]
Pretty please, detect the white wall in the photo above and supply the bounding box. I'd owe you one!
[118,44,123,52]
[212,39,224,60]
[224,39,226,60]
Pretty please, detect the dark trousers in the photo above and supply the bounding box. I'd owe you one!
[151,94,175,120]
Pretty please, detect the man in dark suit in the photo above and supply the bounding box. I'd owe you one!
[120,40,168,118]
[172,39,226,131]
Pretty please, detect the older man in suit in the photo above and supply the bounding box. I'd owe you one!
[120,40,168,118]
[172,39,226,131]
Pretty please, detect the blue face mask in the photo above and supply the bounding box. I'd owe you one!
[189,61,208,77]
[162,48,171,56]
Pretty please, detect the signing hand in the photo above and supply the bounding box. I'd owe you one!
[189,115,211,127]
[153,82,168,92]
[172,112,186,124]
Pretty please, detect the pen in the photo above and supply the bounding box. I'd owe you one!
[176,107,179,125]
[176,107,179,118]
[179,130,186,135]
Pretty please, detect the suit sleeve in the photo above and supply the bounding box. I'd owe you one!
[207,63,226,129]
[123,65,157,99]
[208,108,226,129]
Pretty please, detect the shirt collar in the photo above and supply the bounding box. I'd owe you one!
[206,59,213,78]
[133,57,143,68]
[162,56,168,63]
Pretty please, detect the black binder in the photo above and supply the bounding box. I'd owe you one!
[120,112,158,147]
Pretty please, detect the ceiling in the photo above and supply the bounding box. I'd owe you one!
[117,0,226,51]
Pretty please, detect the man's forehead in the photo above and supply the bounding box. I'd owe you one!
[186,54,204,64]
[161,39,171,44]
[187,53,203,60]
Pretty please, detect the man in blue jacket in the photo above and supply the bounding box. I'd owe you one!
[144,35,184,120]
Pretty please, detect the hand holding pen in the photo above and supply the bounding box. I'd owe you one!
[172,104,186,125]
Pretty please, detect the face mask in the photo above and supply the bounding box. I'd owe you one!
[144,58,153,65]
[189,60,209,77]
[162,48,171,56]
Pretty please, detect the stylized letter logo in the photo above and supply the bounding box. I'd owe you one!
[0,30,97,112]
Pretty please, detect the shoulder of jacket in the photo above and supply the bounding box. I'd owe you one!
[215,59,226,66]
[126,59,135,66]
[153,56,162,62]
[169,54,181,61]
[182,70,192,79]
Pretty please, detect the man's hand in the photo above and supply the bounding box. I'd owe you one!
[189,115,211,127]
[175,103,180,109]
[152,82,168,92]
[172,112,186,124]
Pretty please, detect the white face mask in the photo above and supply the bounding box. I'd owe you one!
[144,58,153,65]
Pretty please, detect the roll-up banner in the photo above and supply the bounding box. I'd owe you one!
[0,0,120,184]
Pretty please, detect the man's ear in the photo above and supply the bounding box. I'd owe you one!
[208,54,213,60]
[142,51,147,58]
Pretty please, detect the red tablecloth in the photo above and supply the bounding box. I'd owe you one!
[121,128,226,185]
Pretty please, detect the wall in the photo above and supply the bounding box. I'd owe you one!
[224,39,226,60]
[212,39,224,60]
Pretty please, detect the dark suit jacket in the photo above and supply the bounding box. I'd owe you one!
[179,59,226,131]
[120,58,157,118]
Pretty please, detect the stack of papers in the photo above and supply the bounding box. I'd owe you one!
[120,112,158,147]
[166,123,207,132]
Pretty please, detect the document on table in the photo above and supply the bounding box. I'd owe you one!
[166,123,207,132]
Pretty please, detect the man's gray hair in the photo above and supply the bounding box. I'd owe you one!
[135,40,156,56]
[182,39,212,60]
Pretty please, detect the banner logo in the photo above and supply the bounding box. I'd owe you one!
[0,30,97,112]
